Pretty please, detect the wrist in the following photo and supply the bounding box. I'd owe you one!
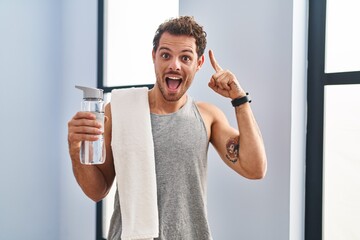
[231,92,251,107]
[230,89,247,100]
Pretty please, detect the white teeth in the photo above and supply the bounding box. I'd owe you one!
[168,76,181,80]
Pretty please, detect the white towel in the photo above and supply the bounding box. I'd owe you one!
[110,87,159,240]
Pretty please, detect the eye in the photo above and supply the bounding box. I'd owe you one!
[161,53,170,59]
[182,55,191,62]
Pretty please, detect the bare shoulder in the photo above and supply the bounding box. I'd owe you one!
[195,101,230,141]
[195,101,228,124]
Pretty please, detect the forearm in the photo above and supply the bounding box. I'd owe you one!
[207,50,267,178]
[69,144,109,202]
[234,103,267,179]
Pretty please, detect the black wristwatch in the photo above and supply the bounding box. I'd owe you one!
[231,93,251,107]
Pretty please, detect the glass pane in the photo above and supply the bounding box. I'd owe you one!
[323,84,360,239]
[325,0,360,73]
[104,0,179,87]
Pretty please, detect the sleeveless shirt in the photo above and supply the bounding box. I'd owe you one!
[108,96,212,240]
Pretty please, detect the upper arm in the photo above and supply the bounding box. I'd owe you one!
[198,102,267,179]
[97,103,116,195]
[197,103,243,174]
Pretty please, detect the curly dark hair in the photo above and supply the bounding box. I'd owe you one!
[152,16,207,58]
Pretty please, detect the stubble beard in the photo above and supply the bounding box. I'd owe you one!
[156,74,186,102]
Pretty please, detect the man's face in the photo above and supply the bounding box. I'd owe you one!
[152,32,204,102]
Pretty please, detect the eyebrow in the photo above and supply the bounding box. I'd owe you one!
[158,47,195,54]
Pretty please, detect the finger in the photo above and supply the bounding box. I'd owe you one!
[209,76,216,88]
[73,111,97,120]
[213,73,231,90]
[70,111,102,127]
[208,81,230,97]
[68,123,103,146]
[68,132,100,143]
[220,78,231,90]
[211,77,227,91]
[69,118,102,130]
[209,50,223,73]
[70,125,103,134]
[68,124,103,143]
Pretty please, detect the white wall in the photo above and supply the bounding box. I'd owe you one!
[60,0,98,239]
[0,0,62,239]
[0,0,306,239]
[0,1,97,239]
[181,0,306,239]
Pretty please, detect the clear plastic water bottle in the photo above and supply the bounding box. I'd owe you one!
[75,85,106,165]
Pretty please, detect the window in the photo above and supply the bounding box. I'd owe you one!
[325,0,360,73]
[306,0,360,239]
[323,85,360,240]
[96,0,179,239]
[98,0,179,92]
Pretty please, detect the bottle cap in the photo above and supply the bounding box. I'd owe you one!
[75,85,104,100]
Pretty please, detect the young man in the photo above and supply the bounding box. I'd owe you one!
[68,16,267,239]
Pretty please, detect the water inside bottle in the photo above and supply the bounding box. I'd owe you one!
[80,136,105,164]
[80,111,106,165]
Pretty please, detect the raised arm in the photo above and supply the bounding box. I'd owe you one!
[206,50,267,179]
[67,103,115,201]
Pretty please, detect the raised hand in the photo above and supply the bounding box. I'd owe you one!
[208,50,246,99]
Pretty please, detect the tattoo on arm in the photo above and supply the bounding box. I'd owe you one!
[225,137,239,163]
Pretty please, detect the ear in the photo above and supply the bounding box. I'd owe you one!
[196,54,205,71]
[152,50,156,63]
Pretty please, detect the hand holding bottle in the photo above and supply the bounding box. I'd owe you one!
[67,86,106,165]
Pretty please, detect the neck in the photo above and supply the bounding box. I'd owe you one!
[148,87,187,114]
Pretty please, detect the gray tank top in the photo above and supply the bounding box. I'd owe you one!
[108,96,212,240]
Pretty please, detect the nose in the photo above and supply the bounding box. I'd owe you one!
[169,57,181,71]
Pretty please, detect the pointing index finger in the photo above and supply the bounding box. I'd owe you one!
[209,50,223,72]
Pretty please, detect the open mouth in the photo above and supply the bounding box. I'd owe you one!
[166,76,182,90]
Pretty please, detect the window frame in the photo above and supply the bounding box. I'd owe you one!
[306,0,360,239]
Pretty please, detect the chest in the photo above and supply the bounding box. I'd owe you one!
[150,104,209,169]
